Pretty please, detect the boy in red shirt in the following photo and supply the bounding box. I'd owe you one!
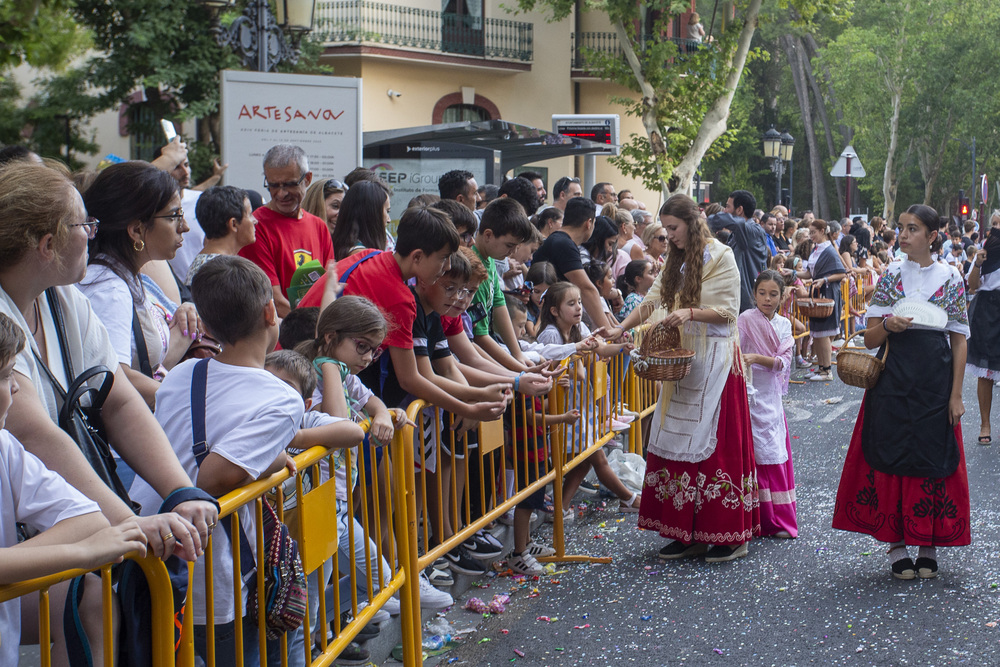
[299,206,508,424]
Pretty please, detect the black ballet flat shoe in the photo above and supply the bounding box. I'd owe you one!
[915,557,938,579]
[891,557,916,580]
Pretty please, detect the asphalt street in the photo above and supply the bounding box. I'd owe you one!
[434,365,1000,667]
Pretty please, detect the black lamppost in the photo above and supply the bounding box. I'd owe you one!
[201,0,317,72]
[763,126,795,209]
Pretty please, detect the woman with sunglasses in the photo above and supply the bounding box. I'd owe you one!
[642,222,668,270]
[79,161,204,407]
[302,177,348,237]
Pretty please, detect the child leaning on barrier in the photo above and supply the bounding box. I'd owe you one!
[129,256,303,666]
[0,312,147,667]
[293,297,454,610]
[535,282,641,521]
[503,297,582,576]
[263,348,388,662]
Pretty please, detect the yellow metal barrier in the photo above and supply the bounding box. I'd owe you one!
[0,551,175,667]
[177,419,408,667]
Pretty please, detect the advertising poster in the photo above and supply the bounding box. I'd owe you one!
[220,71,362,196]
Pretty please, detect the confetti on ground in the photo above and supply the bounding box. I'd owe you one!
[714,648,724,655]
[514,649,525,657]
[573,624,591,629]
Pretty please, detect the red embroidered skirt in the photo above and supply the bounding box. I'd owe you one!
[832,399,970,546]
[638,371,760,546]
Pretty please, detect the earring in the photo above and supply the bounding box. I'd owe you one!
[133,239,145,252]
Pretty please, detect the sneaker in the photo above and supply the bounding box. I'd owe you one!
[808,371,832,382]
[544,508,575,525]
[334,642,370,665]
[499,509,515,525]
[476,529,503,551]
[704,542,748,563]
[610,418,632,432]
[427,565,453,587]
[446,546,487,575]
[578,479,600,496]
[417,572,455,609]
[658,541,707,560]
[525,541,556,558]
[613,412,636,424]
[616,406,640,419]
[356,603,390,624]
[796,355,811,368]
[462,534,503,559]
[427,557,454,586]
[508,550,544,576]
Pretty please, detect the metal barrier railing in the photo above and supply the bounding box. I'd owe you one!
[0,552,176,667]
[175,420,408,667]
[6,356,663,666]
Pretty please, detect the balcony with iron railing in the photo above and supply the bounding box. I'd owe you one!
[571,32,702,73]
[313,0,533,63]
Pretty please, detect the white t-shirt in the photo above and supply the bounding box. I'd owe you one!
[0,430,100,665]
[77,263,170,369]
[0,285,119,423]
[129,358,303,624]
[167,188,206,281]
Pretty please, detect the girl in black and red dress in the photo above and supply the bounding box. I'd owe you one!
[832,204,970,580]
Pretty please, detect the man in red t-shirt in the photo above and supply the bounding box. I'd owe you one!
[238,145,334,317]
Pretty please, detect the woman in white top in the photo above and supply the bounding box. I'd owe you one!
[0,161,217,570]
[80,161,200,406]
[791,219,846,381]
[966,210,1000,444]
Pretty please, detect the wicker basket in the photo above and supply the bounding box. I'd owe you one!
[632,321,695,382]
[835,329,888,389]
[797,297,836,319]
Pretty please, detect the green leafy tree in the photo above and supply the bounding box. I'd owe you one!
[511,0,850,200]
[0,0,90,69]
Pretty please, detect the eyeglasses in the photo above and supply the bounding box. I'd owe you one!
[263,174,307,191]
[351,338,383,361]
[153,209,185,223]
[655,235,668,242]
[459,232,475,244]
[69,216,100,239]
[442,283,475,299]
[323,179,348,195]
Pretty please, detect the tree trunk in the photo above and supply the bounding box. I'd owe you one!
[672,0,763,196]
[917,112,952,206]
[882,86,902,221]
[804,33,848,218]
[612,20,668,197]
[782,34,823,217]
[796,35,832,220]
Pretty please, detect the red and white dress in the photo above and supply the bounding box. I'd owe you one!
[637,240,760,546]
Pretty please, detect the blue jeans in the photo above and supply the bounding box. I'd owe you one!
[194,616,259,667]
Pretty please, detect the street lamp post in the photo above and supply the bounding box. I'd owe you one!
[201,0,316,72]
[763,126,795,211]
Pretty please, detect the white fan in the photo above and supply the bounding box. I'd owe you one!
[892,298,948,329]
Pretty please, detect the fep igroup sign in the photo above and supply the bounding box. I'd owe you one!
[220,71,362,197]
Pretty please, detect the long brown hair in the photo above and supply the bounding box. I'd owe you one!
[658,194,710,310]
[537,281,584,343]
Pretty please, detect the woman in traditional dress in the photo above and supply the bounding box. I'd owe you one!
[792,219,846,382]
[738,269,797,538]
[832,204,969,580]
[966,210,1000,444]
[612,194,759,563]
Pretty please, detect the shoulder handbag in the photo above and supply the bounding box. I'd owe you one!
[132,306,153,378]
[34,288,136,511]
[190,358,308,639]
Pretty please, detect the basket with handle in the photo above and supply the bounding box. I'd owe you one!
[797,281,835,319]
[835,329,888,389]
[632,320,695,382]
